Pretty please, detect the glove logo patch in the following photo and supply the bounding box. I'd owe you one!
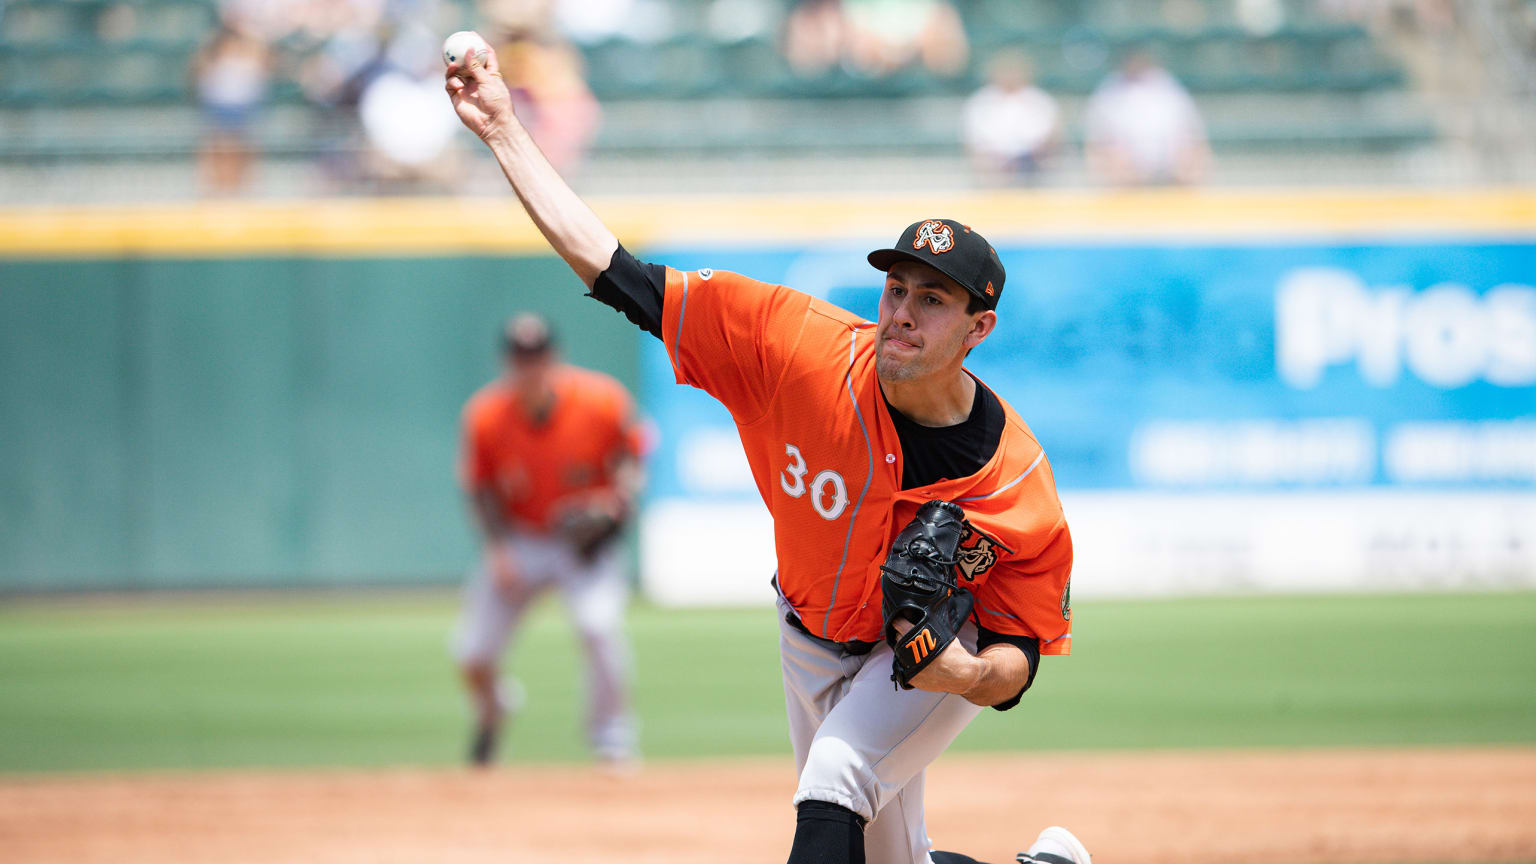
[956,532,999,582]
[907,628,937,663]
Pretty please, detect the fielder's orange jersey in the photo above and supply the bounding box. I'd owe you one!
[661,268,1073,654]
[461,365,643,532]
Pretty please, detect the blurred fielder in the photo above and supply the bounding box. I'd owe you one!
[454,313,645,767]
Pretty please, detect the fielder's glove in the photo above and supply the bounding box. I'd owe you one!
[557,499,627,562]
[881,499,975,690]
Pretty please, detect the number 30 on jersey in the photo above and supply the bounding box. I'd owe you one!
[780,443,849,520]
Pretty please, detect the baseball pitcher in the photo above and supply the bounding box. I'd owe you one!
[455,313,644,768]
[445,46,1090,864]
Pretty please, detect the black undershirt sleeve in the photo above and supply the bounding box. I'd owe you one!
[975,625,1040,712]
[588,243,667,340]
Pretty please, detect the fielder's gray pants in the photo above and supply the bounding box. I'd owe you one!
[454,533,636,761]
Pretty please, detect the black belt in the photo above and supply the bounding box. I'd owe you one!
[784,610,878,656]
[771,574,879,656]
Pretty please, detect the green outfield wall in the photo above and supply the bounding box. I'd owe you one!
[0,254,638,590]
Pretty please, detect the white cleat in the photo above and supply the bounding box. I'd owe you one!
[1017,826,1091,864]
[597,752,643,778]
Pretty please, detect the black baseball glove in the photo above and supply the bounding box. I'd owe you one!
[881,499,976,690]
[556,498,628,562]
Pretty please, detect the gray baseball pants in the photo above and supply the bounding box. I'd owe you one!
[777,593,984,864]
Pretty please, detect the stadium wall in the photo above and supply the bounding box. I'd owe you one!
[0,246,635,589]
[1,191,1533,594]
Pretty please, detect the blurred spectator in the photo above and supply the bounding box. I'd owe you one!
[357,69,463,190]
[96,3,138,42]
[484,0,674,45]
[293,5,465,192]
[844,0,967,76]
[1317,0,1455,34]
[783,0,967,78]
[1234,0,1286,36]
[1084,49,1211,186]
[220,0,386,44]
[358,20,465,190]
[191,25,271,195]
[477,0,603,175]
[783,0,847,74]
[479,0,551,36]
[707,0,781,44]
[1160,0,1211,34]
[497,35,603,173]
[962,49,1060,184]
[556,0,674,44]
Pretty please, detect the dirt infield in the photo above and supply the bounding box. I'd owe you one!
[3,748,1533,864]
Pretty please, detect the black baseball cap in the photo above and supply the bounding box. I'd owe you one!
[867,219,1006,310]
[501,313,554,356]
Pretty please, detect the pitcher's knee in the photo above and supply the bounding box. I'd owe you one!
[794,736,880,822]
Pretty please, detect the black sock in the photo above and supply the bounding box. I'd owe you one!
[786,800,865,864]
[931,852,989,864]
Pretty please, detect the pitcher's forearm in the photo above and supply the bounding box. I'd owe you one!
[484,124,618,288]
[960,643,1032,707]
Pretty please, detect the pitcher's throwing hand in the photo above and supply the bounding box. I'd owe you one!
[445,43,512,142]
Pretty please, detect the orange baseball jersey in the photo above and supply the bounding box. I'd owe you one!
[461,365,644,532]
[661,268,1073,654]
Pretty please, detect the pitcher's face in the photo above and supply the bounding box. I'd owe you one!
[875,261,986,383]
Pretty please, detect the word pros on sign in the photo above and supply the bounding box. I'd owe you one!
[1276,267,1536,389]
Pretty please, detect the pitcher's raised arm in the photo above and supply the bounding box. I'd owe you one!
[445,43,617,287]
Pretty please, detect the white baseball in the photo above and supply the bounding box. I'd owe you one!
[442,30,490,72]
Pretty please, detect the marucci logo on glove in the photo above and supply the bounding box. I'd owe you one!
[907,628,937,663]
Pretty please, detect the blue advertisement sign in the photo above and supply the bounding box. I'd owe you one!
[641,240,1536,497]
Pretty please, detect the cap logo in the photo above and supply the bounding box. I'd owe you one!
[985,281,995,296]
[912,220,954,254]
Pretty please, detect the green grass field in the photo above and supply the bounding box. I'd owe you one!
[1,591,1533,773]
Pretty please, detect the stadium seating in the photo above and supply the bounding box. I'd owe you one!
[0,0,1440,187]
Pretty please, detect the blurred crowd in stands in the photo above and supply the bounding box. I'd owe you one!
[192,0,682,195]
[194,0,479,194]
[6,0,1528,199]
[1318,0,1455,32]
[160,0,1499,196]
[182,0,1227,196]
[783,0,968,77]
[961,46,1210,187]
